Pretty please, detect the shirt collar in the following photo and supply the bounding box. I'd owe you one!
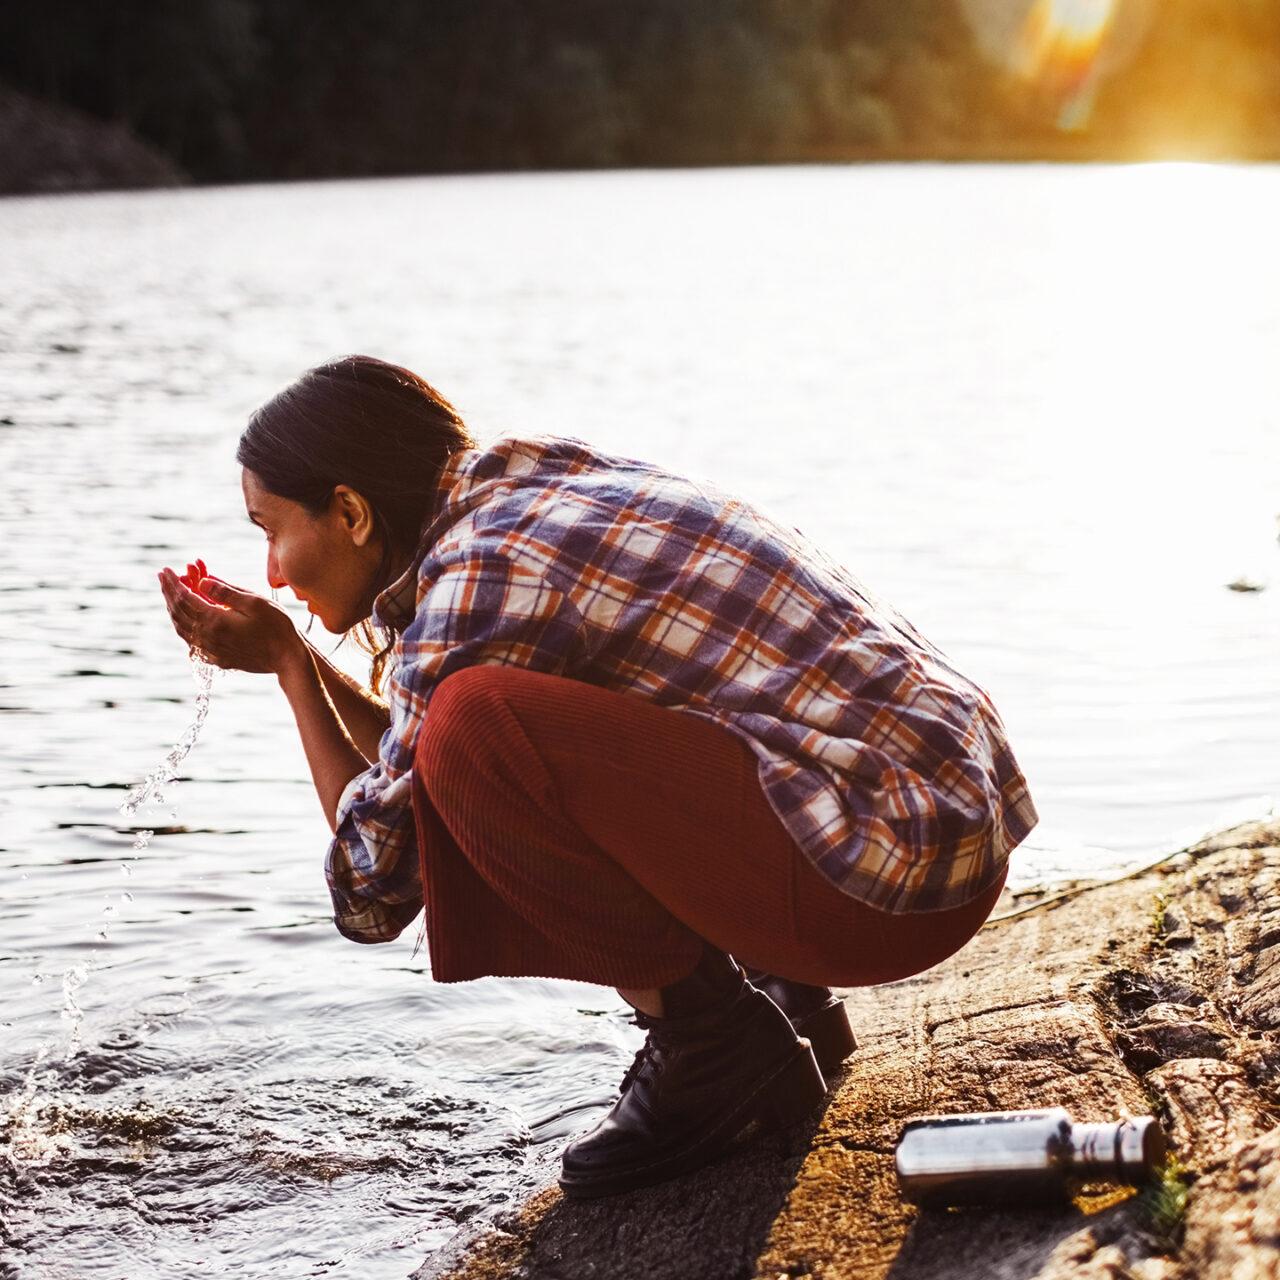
[372,447,477,630]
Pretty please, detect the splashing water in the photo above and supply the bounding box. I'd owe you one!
[3,1044,73,1169]
[4,974,98,1170]
[108,653,216,937]
[68,654,218,993]
[120,656,217,839]
[3,658,220,1175]
[105,655,216,947]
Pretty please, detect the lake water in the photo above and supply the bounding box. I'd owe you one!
[1,163,1278,1278]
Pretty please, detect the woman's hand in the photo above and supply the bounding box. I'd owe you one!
[158,563,303,675]
[178,557,215,603]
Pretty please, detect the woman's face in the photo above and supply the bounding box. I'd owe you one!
[241,468,386,633]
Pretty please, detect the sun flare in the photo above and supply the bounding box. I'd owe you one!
[1016,0,1119,128]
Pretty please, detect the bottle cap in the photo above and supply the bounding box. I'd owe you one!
[1117,1115,1166,1176]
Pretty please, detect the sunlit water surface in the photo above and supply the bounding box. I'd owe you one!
[1,163,1278,1278]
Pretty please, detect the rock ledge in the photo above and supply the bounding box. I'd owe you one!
[422,817,1280,1280]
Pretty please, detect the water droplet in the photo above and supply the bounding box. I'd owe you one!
[31,973,44,986]
[119,658,215,821]
[121,891,133,902]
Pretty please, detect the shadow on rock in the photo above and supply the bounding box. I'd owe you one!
[437,1078,844,1280]
[884,1199,1131,1280]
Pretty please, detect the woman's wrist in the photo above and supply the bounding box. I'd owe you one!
[274,631,314,689]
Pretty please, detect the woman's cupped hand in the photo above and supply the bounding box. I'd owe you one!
[159,559,302,675]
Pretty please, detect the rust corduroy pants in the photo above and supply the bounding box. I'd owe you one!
[410,666,1005,990]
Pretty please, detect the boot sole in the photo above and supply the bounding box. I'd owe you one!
[558,1039,826,1200]
[794,999,857,1082]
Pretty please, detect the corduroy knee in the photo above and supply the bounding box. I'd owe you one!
[417,665,548,820]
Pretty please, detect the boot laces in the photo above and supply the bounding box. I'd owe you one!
[617,1011,666,1093]
[616,995,747,1093]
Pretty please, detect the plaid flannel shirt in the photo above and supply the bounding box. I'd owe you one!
[328,435,1038,943]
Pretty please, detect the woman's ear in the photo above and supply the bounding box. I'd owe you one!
[331,486,377,547]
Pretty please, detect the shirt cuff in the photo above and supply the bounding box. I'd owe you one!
[331,897,422,945]
[336,767,371,822]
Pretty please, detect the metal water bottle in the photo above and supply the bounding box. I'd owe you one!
[895,1108,1166,1207]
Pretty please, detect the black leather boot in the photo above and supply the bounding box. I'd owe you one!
[742,968,857,1082]
[559,948,826,1199]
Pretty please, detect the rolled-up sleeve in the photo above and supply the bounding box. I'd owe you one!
[325,542,588,943]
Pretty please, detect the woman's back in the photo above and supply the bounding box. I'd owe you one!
[371,434,1037,915]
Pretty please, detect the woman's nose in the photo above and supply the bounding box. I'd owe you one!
[266,551,287,591]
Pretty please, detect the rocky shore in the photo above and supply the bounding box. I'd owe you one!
[419,815,1280,1280]
[0,84,184,196]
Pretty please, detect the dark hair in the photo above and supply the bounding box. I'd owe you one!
[237,354,475,689]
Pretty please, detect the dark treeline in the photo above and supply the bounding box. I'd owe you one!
[2,0,1279,186]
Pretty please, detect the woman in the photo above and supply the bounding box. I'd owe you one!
[159,354,1038,1200]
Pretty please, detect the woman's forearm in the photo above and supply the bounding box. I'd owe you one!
[276,643,374,832]
[305,640,392,761]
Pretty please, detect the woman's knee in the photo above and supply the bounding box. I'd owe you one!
[414,664,563,816]
[414,666,512,791]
